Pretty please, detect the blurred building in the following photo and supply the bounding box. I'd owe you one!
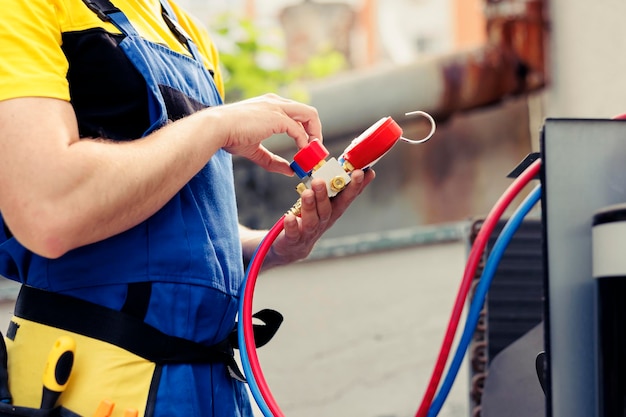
[177,0,470,67]
[200,0,546,235]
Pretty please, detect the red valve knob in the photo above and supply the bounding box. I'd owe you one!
[293,139,330,173]
[342,117,403,170]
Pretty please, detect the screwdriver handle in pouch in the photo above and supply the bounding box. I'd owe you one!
[41,336,75,409]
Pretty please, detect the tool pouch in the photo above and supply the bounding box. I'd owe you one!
[6,315,156,417]
[5,285,283,417]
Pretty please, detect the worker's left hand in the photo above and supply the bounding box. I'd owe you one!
[266,168,375,266]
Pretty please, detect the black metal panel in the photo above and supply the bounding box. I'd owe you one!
[468,217,545,416]
[485,218,544,361]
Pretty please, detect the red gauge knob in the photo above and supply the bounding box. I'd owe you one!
[342,117,403,170]
[293,139,329,173]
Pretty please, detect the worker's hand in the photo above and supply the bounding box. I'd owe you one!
[267,169,376,267]
[216,94,322,176]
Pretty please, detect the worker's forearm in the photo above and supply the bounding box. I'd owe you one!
[58,110,224,243]
[1,102,225,258]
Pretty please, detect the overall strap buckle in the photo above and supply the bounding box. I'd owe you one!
[81,0,120,22]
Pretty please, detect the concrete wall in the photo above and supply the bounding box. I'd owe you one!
[544,1,626,118]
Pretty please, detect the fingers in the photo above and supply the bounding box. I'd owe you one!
[331,169,375,209]
[293,169,375,237]
[285,105,323,145]
[299,179,332,237]
[244,145,294,176]
[261,94,323,147]
[275,169,375,265]
[280,179,331,249]
[282,118,314,150]
[281,213,301,243]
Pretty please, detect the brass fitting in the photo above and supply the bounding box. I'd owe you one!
[295,183,308,195]
[342,160,355,173]
[287,198,302,216]
[312,159,326,172]
[330,176,347,193]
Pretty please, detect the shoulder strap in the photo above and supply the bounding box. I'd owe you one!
[81,0,139,37]
[81,0,203,61]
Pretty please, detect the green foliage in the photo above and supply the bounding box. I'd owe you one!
[211,12,347,103]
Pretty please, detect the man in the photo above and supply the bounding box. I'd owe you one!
[0,0,374,416]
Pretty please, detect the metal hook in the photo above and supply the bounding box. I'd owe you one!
[400,110,436,144]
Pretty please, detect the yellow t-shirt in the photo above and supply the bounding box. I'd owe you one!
[0,0,224,102]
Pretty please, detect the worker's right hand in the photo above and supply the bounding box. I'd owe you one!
[214,94,323,176]
[0,94,320,257]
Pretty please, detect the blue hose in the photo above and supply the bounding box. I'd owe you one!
[238,245,274,417]
[427,184,542,417]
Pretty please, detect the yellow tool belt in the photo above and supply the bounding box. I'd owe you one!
[6,317,155,417]
[4,285,251,417]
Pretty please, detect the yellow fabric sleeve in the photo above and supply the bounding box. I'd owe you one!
[0,1,70,102]
[0,0,225,102]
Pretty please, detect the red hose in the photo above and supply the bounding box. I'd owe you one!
[414,158,542,417]
[242,216,286,417]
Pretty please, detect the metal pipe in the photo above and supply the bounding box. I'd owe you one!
[307,41,544,141]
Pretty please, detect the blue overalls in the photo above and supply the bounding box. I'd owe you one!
[0,0,252,416]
